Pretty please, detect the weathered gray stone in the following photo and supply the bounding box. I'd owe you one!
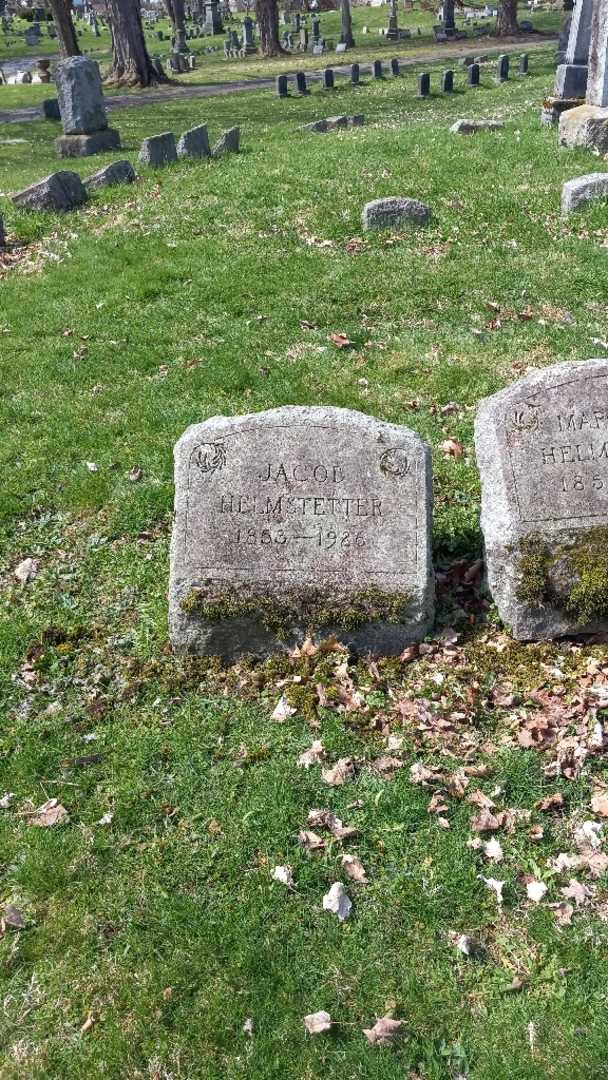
[212,127,240,155]
[12,170,87,212]
[83,159,137,192]
[169,406,434,660]
[348,114,365,126]
[450,117,504,134]
[138,132,178,166]
[587,0,608,106]
[559,103,608,152]
[302,119,328,133]
[475,359,608,640]
[561,171,608,212]
[362,196,431,230]
[176,123,211,159]
[56,127,121,158]
[55,56,107,135]
[325,115,349,129]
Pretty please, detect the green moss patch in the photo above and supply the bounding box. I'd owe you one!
[515,527,608,625]
[181,584,413,640]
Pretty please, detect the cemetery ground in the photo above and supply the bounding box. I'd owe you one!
[3,47,608,1079]
[0,7,559,87]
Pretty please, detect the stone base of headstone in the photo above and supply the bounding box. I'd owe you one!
[559,104,608,153]
[561,172,608,214]
[554,62,588,98]
[540,95,584,126]
[56,127,121,158]
[475,359,608,641]
[169,406,434,660]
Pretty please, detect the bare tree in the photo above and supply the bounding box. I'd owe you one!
[105,0,169,86]
[48,0,81,57]
[340,0,355,47]
[255,0,287,56]
[164,0,187,52]
[496,0,518,35]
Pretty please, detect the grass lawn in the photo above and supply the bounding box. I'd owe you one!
[2,47,608,1079]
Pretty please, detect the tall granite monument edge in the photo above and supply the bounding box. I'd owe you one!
[475,358,608,640]
[169,405,434,660]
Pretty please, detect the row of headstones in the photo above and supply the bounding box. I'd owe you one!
[275,54,529,96]
[169,359,608,661]
[8,123,240,215]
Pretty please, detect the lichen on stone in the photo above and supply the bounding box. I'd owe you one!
[515,527,608,626]
[180,584,413,641]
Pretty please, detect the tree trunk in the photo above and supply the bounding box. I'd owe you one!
[340,0,355,47]
[255,0,287,56]
[105,0,170,86]
[48,0,81,57]
[496,0,518,35]
[164,0,187,52]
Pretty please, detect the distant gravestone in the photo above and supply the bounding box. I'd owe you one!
[468,62,480,86]
[169,406,434,659]
[519,52,529,75]
[138,131,177,166]
[390,57,400,76]
[12,170,86,212]
[55,56,121,158]
[373,58,383,78]
[276,73,288,96]
[475,359,608,640]
[351,62,360,85]
[418,72,430,96]
[495,53,509,82]
[83,159,136,192]
[441,69,454,92]
[212,126,240,155]
[362,196,431,229]
[177,123,211,158]
[296,70,308,93]
[322,66,334,89]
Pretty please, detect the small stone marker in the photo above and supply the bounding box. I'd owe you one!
[390,57,400,76]
[373,58,383,78]
[325,115,349,128]
[169,405,434,659]
[12,170,87,212]
[519,53,529,75]
[418,72,430,96]
[362,196,431,229]
[138,132,177,167]
[495,53,509,82]
[336,41,347,53]
[441,69,454,93]
[323,67,335,89]
[475,359,608,640]
[212,127,240,155]
[55,56,120,158]
[296,70,308,93]
[177,123,211,159]
[351,62,360,85]
[561,171,608,212]
[302,119,328,133]
[450,118,504,134]
[276,73,288,97]
[40,98,61,121]
[468,62,480,87]
[83,159,136,192]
